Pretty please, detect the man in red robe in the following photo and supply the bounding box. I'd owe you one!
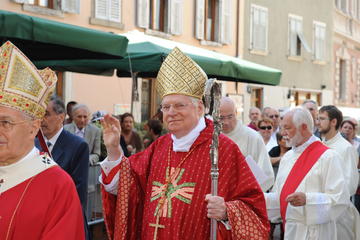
[99,47,269,240]
[0,41,85,240]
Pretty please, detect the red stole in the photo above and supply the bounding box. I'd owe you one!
[279,141,328,225]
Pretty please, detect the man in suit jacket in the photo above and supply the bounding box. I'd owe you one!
[64,104,101,165]
[36,96,90,239]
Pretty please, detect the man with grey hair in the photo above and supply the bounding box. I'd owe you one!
[37,96,90,239]
[301,99,320,137]
[64,104,101,165]
[220,97,274,191]
[265,107,351,239]
[248,107,261,131]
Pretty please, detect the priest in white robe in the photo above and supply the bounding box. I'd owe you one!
[265,107,350,240]
[220,97,274,191]
[318,105,360,239]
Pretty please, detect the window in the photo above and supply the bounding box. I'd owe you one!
[250,4,268,52]
[341,0,349,13]
[339,59,347,100]
[313,22,326,61]
[250,88,263,109]
[95,0,121,22]
[137,0,183,35]
[12,0,79,13]
[195,0,231,44]
[288,15,311,57]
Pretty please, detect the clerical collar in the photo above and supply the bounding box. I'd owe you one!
[292,135,318,153]
[45,127,63,149]
[0,147,57,193]
[171,117,206,152]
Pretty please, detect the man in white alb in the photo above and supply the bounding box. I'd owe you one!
[265,108,350,239]
[220,97,274,191]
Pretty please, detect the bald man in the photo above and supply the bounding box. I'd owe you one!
[220,97,274,191]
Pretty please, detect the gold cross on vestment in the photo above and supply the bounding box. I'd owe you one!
[149,213,165,240]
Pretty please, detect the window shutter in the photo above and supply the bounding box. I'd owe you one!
[61,0,80,14]
[195,0,205,40]
[11,0,26,3]
[170,0,183,35]
[137,0,149,28]
[95,0,108,19]
[220,0,232,44]
[110,0,121,22]
[250,6,254,49]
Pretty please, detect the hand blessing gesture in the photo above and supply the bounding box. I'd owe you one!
[101,114,122,161]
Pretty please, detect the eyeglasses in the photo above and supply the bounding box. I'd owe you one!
[0,119,30,131]
[259,126,272,130]
[268,115,279,119]
[219,114,235,121]
[160,103,191,112]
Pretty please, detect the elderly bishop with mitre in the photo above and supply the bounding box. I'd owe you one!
[0,41,84,240]
[100,47,269,239]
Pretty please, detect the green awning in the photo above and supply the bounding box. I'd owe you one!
[0,10,128,74]
[116,31,281,85]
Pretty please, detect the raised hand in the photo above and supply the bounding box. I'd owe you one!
[101,114,122,161]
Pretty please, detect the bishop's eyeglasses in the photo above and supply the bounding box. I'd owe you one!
[0,119,30,131]
[160,103,191,112]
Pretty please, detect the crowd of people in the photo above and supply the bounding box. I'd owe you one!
[2,41,360,240]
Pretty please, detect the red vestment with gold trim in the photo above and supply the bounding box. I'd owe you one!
[102,119,270,240]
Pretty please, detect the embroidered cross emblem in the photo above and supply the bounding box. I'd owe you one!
[151,167,195,218]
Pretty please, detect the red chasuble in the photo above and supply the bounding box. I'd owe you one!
[0,166,85,240]
[102,118,270,240]
[279,141,329,225]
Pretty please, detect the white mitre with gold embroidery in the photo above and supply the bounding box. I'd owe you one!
[0,41,57,119]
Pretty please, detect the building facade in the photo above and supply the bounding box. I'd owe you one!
[236,0,333,123]
[334,0,360,118]
[3,0,244,122]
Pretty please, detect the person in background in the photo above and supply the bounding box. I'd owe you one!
[114,114,130,157]
[248,107,261,131]
[269,132,291,178]
[258,118,278,152]
[64,100,77,125]
[37,96,90,239]
[318,105,360,239]
[120,112,143,155]
[143,119,163,148]
[341,120,359,148]
[220,97,274,192]
[0,41,84,240]
[64,104,101,165]
[301,99,320,138]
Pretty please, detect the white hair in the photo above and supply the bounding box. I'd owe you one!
[72,104,90,115]
[291,107,314,133]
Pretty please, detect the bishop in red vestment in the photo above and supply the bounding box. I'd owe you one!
[0,41,85,240]
[100,47,269,240]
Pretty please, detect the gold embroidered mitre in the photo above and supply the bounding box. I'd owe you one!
[0,41,57,119]
[156,47,207,99]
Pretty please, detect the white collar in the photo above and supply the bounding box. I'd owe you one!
[292,135,318,153]
[0,147,57,193]
[171,117,206,152]
[322,132,342,145]
[45,127,63,147]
